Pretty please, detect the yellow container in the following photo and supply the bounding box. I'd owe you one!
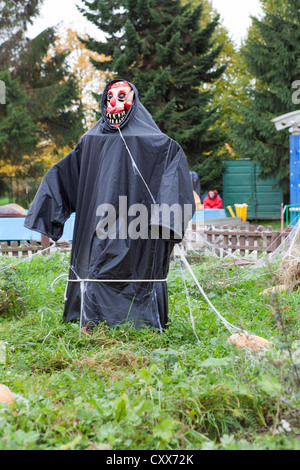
[241,203,248,222]
[234,203,248,222]
[234,204,241,217]
[227,205,236,217]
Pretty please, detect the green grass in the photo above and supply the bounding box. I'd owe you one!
[249,220,282,231]
[0,197,10,206]
[0,251,299,450]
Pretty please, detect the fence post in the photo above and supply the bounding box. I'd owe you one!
[41,234,50,251]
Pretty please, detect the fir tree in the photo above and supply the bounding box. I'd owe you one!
[0,27,85,179]
[14,27,85,149]
[0,0,44,70]
[230,0,300,197]
[0,71,40,166]
[79,0,227,191]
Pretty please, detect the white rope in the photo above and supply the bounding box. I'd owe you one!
[68,278,167,283]
[51,274,167,292]
[176,244,245,336]
[282,219,300,260]
[118,127,156,204]
[179,263,201,343]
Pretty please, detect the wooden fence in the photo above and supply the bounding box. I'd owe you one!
[0,225,293,259]
[0,235,51,258]
[181,224,293,257]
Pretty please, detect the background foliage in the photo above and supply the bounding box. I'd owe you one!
[1,0,299,200]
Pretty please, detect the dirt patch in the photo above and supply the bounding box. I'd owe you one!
[72,348,150,381]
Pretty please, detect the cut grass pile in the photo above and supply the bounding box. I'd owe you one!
[0,250,299,450]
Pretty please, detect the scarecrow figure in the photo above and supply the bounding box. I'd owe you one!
[25,79,195,331]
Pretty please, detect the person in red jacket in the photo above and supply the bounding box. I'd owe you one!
[203,190,223,209]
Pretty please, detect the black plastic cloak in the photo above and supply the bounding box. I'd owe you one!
[190,171,201,199]
[24,79,195,331]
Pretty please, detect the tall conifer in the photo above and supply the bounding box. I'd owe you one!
[0,0,43,69]
[0,27,85,179]
[230,0,300,197]
[79,0,227,191]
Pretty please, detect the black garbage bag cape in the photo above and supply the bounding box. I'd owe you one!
[25,79,195,331]
[190,171,201,199]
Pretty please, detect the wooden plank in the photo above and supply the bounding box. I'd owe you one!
[239,226,246,256]
[41,234,50,250]
[247,226,255,253]
[10,241,18,257]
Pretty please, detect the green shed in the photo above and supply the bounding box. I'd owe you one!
[223,160,283,220]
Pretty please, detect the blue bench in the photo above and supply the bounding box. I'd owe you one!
[192,209,227,221]
[0,213,76,242]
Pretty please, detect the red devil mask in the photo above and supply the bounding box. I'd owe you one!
[106,81,135,127]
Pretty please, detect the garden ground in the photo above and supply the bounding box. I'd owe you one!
[0,248,299,450]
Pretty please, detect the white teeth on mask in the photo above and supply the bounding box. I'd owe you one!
[106,111,126,125]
